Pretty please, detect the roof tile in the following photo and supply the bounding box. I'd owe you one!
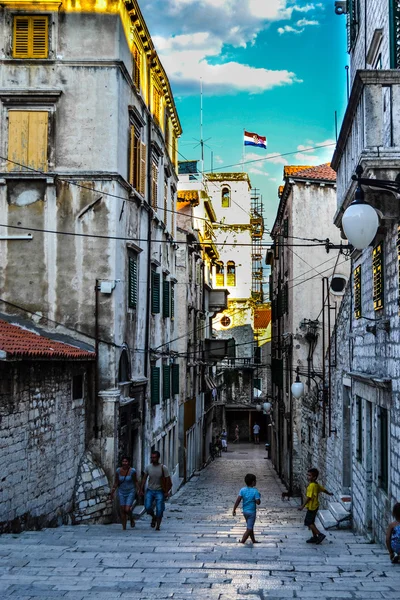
[0,320,95,360]
[287,163,336,182]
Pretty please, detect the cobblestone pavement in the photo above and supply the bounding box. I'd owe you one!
[1,444,400,599]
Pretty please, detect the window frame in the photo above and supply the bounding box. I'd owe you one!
[221,186,231,208]
[12,15,49,60]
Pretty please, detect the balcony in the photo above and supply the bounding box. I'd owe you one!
[208,289,229,314]
[332,70,400,224]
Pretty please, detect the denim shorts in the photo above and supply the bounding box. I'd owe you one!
[145,489,165,517]
[243,511,256,529]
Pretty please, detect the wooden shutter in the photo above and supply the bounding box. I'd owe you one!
[354,265,362,319]
[151,366,160,406]
[163,278,170,318]
[139,142,146,196]
[32,16,48,58]
[8,111,48,171]
[164,182,168,223]
[151,270,160,314]
[172,364,179,395]
[128,256,138,309]
[171,282,175,319]
[13,16,48,59]
[152,162,158,208]
[373,242,384,311]
[129,126,135,185]
[162,364,170,401]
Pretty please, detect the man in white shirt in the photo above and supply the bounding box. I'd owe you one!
[253,423,260,444]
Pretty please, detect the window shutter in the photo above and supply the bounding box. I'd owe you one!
[163,278,170,318]
[162,364,170,401]
[128,256,138,309]
[354,265,362,319]
[151,270,160,314]
[152,162,158,208]
[171,282,175,319]
[32,17,48,58]
[140,142,146,196]
[151,366,160,405]
[172,363,179,395]
[129,126,135,185]
[164,182,168,223]
[13,17,29,58]
[373,242,384,311]
[8,111,48,171]
[283,218,289,238]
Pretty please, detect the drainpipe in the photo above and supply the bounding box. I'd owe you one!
[94,279,100,438]
[327,277,332,436]
[322,277,326,438]
[142,51,153,472]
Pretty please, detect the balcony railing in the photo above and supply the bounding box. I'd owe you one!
[332,70,400,213]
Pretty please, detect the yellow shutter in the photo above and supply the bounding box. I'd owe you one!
[7,111,48,172]
[13,17,29,58]
[129,126,135,185]
[32,17,48,59]
[152,163,158,208]
[139,142,146,196]
[13,16,48,59]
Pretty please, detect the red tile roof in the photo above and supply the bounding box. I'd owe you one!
[0,319,95,360]
[288,163,336,182]
[283,165,313,177]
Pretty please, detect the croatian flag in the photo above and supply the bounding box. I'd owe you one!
[244,130,267,149]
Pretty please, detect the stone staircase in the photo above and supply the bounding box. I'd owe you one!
[317,495,352,530]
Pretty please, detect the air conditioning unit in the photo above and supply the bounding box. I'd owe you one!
[335,1,348,15]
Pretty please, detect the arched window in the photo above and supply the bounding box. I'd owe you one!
[216,262,224,287]
[118,349,131,383]
[221,186,231,208]
[227,261,236,287]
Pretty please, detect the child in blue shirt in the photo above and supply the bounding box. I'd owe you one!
[233,473,261,544]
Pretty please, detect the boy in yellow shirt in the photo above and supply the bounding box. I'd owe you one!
[298,467,333,544]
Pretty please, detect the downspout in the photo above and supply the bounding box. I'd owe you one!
[327,278,332,436]
[94,279,100,438]
[322,277,326,438]
[142,52,153,471]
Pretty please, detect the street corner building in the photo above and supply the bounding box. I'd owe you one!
[0,0,184,527]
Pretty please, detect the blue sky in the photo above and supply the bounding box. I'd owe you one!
[140,0,348,224]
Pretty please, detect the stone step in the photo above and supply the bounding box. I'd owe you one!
[317,509,337,530]
[329,501,351,523]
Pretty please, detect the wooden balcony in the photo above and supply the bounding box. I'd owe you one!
[332,70,400,224]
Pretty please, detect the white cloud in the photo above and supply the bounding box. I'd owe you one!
[141,1,323,94]
[296,18,319,26]
[294,139,336,164]
[249,166,270,176]
[278,25,303,34]
[265,152,288,165]
[153,33,299,94]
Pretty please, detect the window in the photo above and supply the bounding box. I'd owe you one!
[221,186,231,208]
[128,255,138,309]
[390,0,400,68]
[13,16,48,59]
[356,396,363,462]
[171,282,175,320]
[72,375,83,400]
[354,265,362,319]
[347,0,359,52]
[153,85,162,124]
[8,110,48,171]
[379,407,389,492]
[151,268,160,314]
[163,277,170,318]
[227,261,236,287]
[151,366,160,405]
[171,190,175,235]
[162,364,170,401]
[283,217,289,238]
[151,159,159,209]
[216,262,224,287]
[164,181,168,223]
[254,377,261,391]
[221,315,231,328]
[133,44,141,90]
[373,242,384,311]
[118,350,130,383]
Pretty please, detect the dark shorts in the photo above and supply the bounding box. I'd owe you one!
[304,509,318,527]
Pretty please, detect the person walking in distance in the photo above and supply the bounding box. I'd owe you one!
[298,467,333,544]
[253,422,260,444]
[233,473,261,544]
[110,455,139,530]
[221,428,228,452]
[140,450,172,531]
[233,424,240,443]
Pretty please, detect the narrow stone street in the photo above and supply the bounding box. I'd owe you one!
[1,445,399,599]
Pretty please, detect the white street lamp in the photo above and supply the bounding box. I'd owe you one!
[291,370,304,399]
[262,402,272,414]
[342,165,400,251]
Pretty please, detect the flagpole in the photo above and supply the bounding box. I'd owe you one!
[242,128,245,172]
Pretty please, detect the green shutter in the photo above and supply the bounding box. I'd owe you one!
[172,363,179,395]
[171,282,175,319]
[128,256,138,309]
[389,1,400,68]
[151,366,160,405]
[162,364,170,400]
[347,0,359,52]
[151,270,160,314]
[163,278,170,318]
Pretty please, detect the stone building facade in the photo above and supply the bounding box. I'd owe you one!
[268,164,349,494]
[0,317,96,532]
[318,0,400,544]
[0,0,182,496]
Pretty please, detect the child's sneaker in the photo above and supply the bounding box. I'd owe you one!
[391,553,399,563]
[306,536,318,543]
[316,533,326,544]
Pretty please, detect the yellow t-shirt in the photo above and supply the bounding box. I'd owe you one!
[306,482,326,511]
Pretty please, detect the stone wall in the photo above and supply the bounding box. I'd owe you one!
[0,361,91,533]
[73,451,112,524]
